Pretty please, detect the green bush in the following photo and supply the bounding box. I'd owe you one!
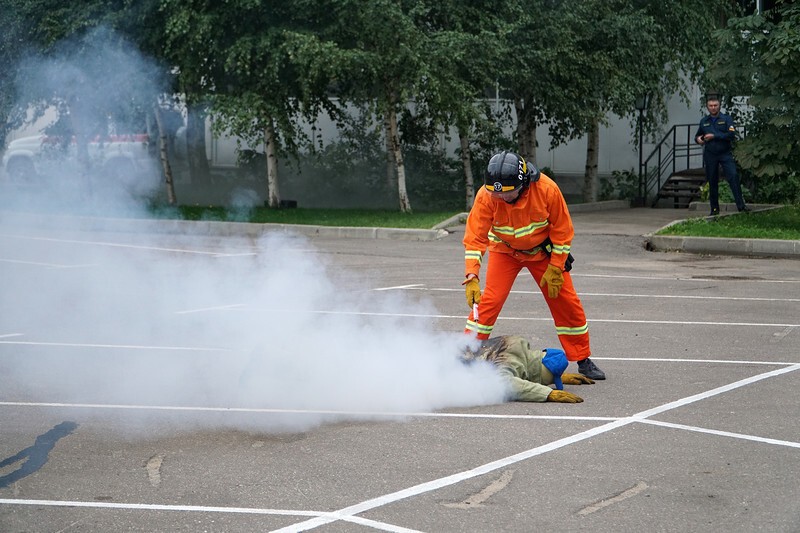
[599,169,638,201]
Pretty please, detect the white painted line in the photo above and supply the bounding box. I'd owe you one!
[274,363,800,532]
[224,308,800,328]
[0,340,228,352]
[0,333,23,339]
[373,284,425,291]
[0,258,91,269]
[1,234,224,256]
[573,273,800,284]
[174,304,246,315]
[596,357,798,366]
[408,287,800,303]
[638,419,800,449]
[0,401,617,422]
[0,499,419,533]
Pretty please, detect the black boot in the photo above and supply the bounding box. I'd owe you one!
[578,358,606,380]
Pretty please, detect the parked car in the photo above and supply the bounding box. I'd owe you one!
[2,133,154,183]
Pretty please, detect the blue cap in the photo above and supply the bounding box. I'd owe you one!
[541,348,568,390]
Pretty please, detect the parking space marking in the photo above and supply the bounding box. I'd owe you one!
[0,499,421,533]
[0,257,92,269]
[274,362,800,532]
[0,400,617,421]
[0,340,229,352]
[639,419,800,449]
[191,306,799,328]
[409,287,800,303]
[0,233,227,256]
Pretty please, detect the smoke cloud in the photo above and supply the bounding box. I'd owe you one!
[0,29,507,436]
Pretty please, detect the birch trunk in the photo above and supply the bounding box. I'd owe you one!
[386,104,411,213]
[153,104,177,206]
[583,117,600,203]
[459,128,475,209]
[265,120,281,208]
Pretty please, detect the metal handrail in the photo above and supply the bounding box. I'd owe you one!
[639,124,703,203]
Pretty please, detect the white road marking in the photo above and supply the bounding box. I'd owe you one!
[2,366,798,530]
[0,258,93,269]
[574,273,800,284]
[0,234,225,256]
[411,287,800,303]
[0,333,23,339]
[0,340,228,352]
[0,401,617,421]
[272,363,800,532]
[373,284,425,291]
[638,419,800,449]
[174,304,246,315]
[0,499,421,533]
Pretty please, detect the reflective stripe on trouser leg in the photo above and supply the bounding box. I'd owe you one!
[526,261,591,362]
[464,251,522,340]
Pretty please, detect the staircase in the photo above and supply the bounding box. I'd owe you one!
[639,124,704,208]
[652,168,705,208]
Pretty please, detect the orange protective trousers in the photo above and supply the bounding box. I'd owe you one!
[464,250,591,362]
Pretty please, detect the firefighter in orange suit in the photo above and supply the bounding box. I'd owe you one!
[462,151,605,380]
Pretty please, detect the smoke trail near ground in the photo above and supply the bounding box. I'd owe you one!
[0,216,508,435]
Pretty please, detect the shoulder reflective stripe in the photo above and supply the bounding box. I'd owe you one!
[555,324,589,336]
[465,320,493,335]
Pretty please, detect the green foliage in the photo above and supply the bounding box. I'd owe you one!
[709,1,800,203]
[698,180,752,204]
[656,206,800,240]
[599,169,638,201]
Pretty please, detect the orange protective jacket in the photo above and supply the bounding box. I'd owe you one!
[464,174,574,277]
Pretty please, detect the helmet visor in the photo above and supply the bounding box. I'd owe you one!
[485,180,522,200]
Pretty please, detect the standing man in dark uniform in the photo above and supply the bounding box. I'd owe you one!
[695,96,749,216]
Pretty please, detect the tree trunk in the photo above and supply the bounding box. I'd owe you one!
[386,104,411,213]
[459,127,475,209]
[383,114,397,190]
[514,97,536,162]
[583,117,600,203]
[186,103,210,185]
[265,119,281,208]
[153,104,177,206]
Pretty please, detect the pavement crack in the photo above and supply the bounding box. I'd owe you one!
[146,454,164,487]
[578,481,649,516]
[443,469,514,509]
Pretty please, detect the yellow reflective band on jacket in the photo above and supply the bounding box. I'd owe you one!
[555,323,589,336]
[465,250,483,264]
[465,319,493,336]
[550,243,571,255]
[491,220,549,240]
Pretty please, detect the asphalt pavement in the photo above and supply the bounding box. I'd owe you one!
[1,205,799,532]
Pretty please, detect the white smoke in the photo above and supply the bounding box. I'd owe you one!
[0,29,508,436]
[0,218,508,434]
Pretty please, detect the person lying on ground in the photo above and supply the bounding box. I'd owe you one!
[462,335,594,403]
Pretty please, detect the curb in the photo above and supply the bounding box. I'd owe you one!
[0,211,450,241]
[645,203,800,259]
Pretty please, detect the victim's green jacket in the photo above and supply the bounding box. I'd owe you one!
[465,335,555,402]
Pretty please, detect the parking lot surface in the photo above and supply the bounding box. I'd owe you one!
[1,208,798,532]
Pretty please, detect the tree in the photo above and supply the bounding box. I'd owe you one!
[411,0,512,209]
[311,0,434,213]
[709,0,800,202]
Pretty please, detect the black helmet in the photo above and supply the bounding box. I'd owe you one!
[484,151,539,195]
